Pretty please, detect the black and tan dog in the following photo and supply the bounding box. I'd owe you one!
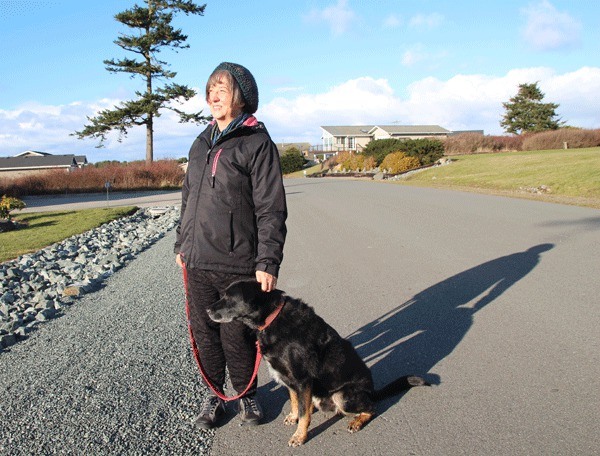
[207,279,428,447]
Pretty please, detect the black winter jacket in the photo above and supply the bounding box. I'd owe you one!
[175,117,287,277]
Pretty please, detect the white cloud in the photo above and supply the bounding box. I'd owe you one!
[401,50,421,67]
[401,44,448,69]
[383,14,402,29]
[259,67,600,143]
[521,0,581,51]
[542,67,600,126]
[2,68,599,160]
[409,13,444,29]
[0,94,206,163]
[260,77,402,135]
[304,0,356,36]
[402,44,426,67]
[18,120,44,131]
[273,87,305,94]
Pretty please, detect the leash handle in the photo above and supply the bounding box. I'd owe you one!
[181,260,262,402]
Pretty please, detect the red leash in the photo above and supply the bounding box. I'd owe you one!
[181,263,281,402]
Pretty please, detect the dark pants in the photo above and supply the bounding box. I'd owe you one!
[185,268,258,396]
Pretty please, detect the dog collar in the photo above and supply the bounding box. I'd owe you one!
[258,300,285,331]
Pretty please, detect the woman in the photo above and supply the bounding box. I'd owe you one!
[175,62,287,429]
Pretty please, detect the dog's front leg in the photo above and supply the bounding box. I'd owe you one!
[288,386,313,447]
[284,387,299,426]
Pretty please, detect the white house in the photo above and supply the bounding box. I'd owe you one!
[320,125,451,153]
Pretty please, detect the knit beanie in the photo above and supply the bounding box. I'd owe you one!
[214,62,259,114]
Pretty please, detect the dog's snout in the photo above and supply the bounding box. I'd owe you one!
[206,304,234,323]
[206,308,219,321]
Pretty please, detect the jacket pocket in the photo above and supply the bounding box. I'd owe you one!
[227,210,255,264]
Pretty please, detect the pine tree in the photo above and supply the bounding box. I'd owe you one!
[500,82,563,135]
[74,1,208,163]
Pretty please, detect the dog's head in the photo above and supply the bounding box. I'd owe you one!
[207,279,280,329]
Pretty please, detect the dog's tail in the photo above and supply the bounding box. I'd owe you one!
[372,375,430,401]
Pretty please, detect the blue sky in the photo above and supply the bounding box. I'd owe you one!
[1,0,599,163]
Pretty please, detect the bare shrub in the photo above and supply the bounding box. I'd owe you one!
[445,129,600,155]
[324,151,344,167]
[521,128,600,151]
[0,160,185,197]
[444,133,523,155]
[490,135,524,152]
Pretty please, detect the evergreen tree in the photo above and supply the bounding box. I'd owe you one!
[279,147,306,174]
[74,1,208,163]
[500,82,563,135]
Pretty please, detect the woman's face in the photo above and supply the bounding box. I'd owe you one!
[208,81,239,128]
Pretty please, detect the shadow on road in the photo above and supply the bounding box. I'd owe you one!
[347,243,555,414]
[256,244,554,434]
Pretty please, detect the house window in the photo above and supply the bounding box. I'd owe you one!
[348,137,355,149]
[336,137,345,148]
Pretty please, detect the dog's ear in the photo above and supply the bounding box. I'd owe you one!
[238,279,264,304]
[241,279,281,308]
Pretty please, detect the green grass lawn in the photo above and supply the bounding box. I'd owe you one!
[285,163,323,178]
[0,206,137,263]
[399,147,600,208]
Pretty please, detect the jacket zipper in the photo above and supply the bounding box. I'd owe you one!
[210,148,223,188]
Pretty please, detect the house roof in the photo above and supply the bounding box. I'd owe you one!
[321,125,450,136]
[0,154,79,171]
[14,150,52,157]
[370,125,450,135]
[321,126,376,136]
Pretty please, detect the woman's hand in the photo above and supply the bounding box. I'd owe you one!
[255,270,277,292]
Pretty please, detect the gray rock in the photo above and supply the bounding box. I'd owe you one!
[0,333,17,348]
[1,292,16,305]
[0,207,179,346]
[35,308,56,321]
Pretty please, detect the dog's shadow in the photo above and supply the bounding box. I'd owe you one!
[258,243,554,432]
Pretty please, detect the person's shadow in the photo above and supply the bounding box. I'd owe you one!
[258,244,554,431]
[347,243,555,413]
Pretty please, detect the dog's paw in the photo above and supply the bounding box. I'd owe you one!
[347,421,362,433]
[284,413,299,426]
[288,432,307,447]
[347,412,372,433]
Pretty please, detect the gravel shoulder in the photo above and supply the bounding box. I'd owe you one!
[0,230,213,455]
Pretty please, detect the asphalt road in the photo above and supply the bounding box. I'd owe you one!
[12,180,600,455]
[215,179,600,455]
[20,190,182,213]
